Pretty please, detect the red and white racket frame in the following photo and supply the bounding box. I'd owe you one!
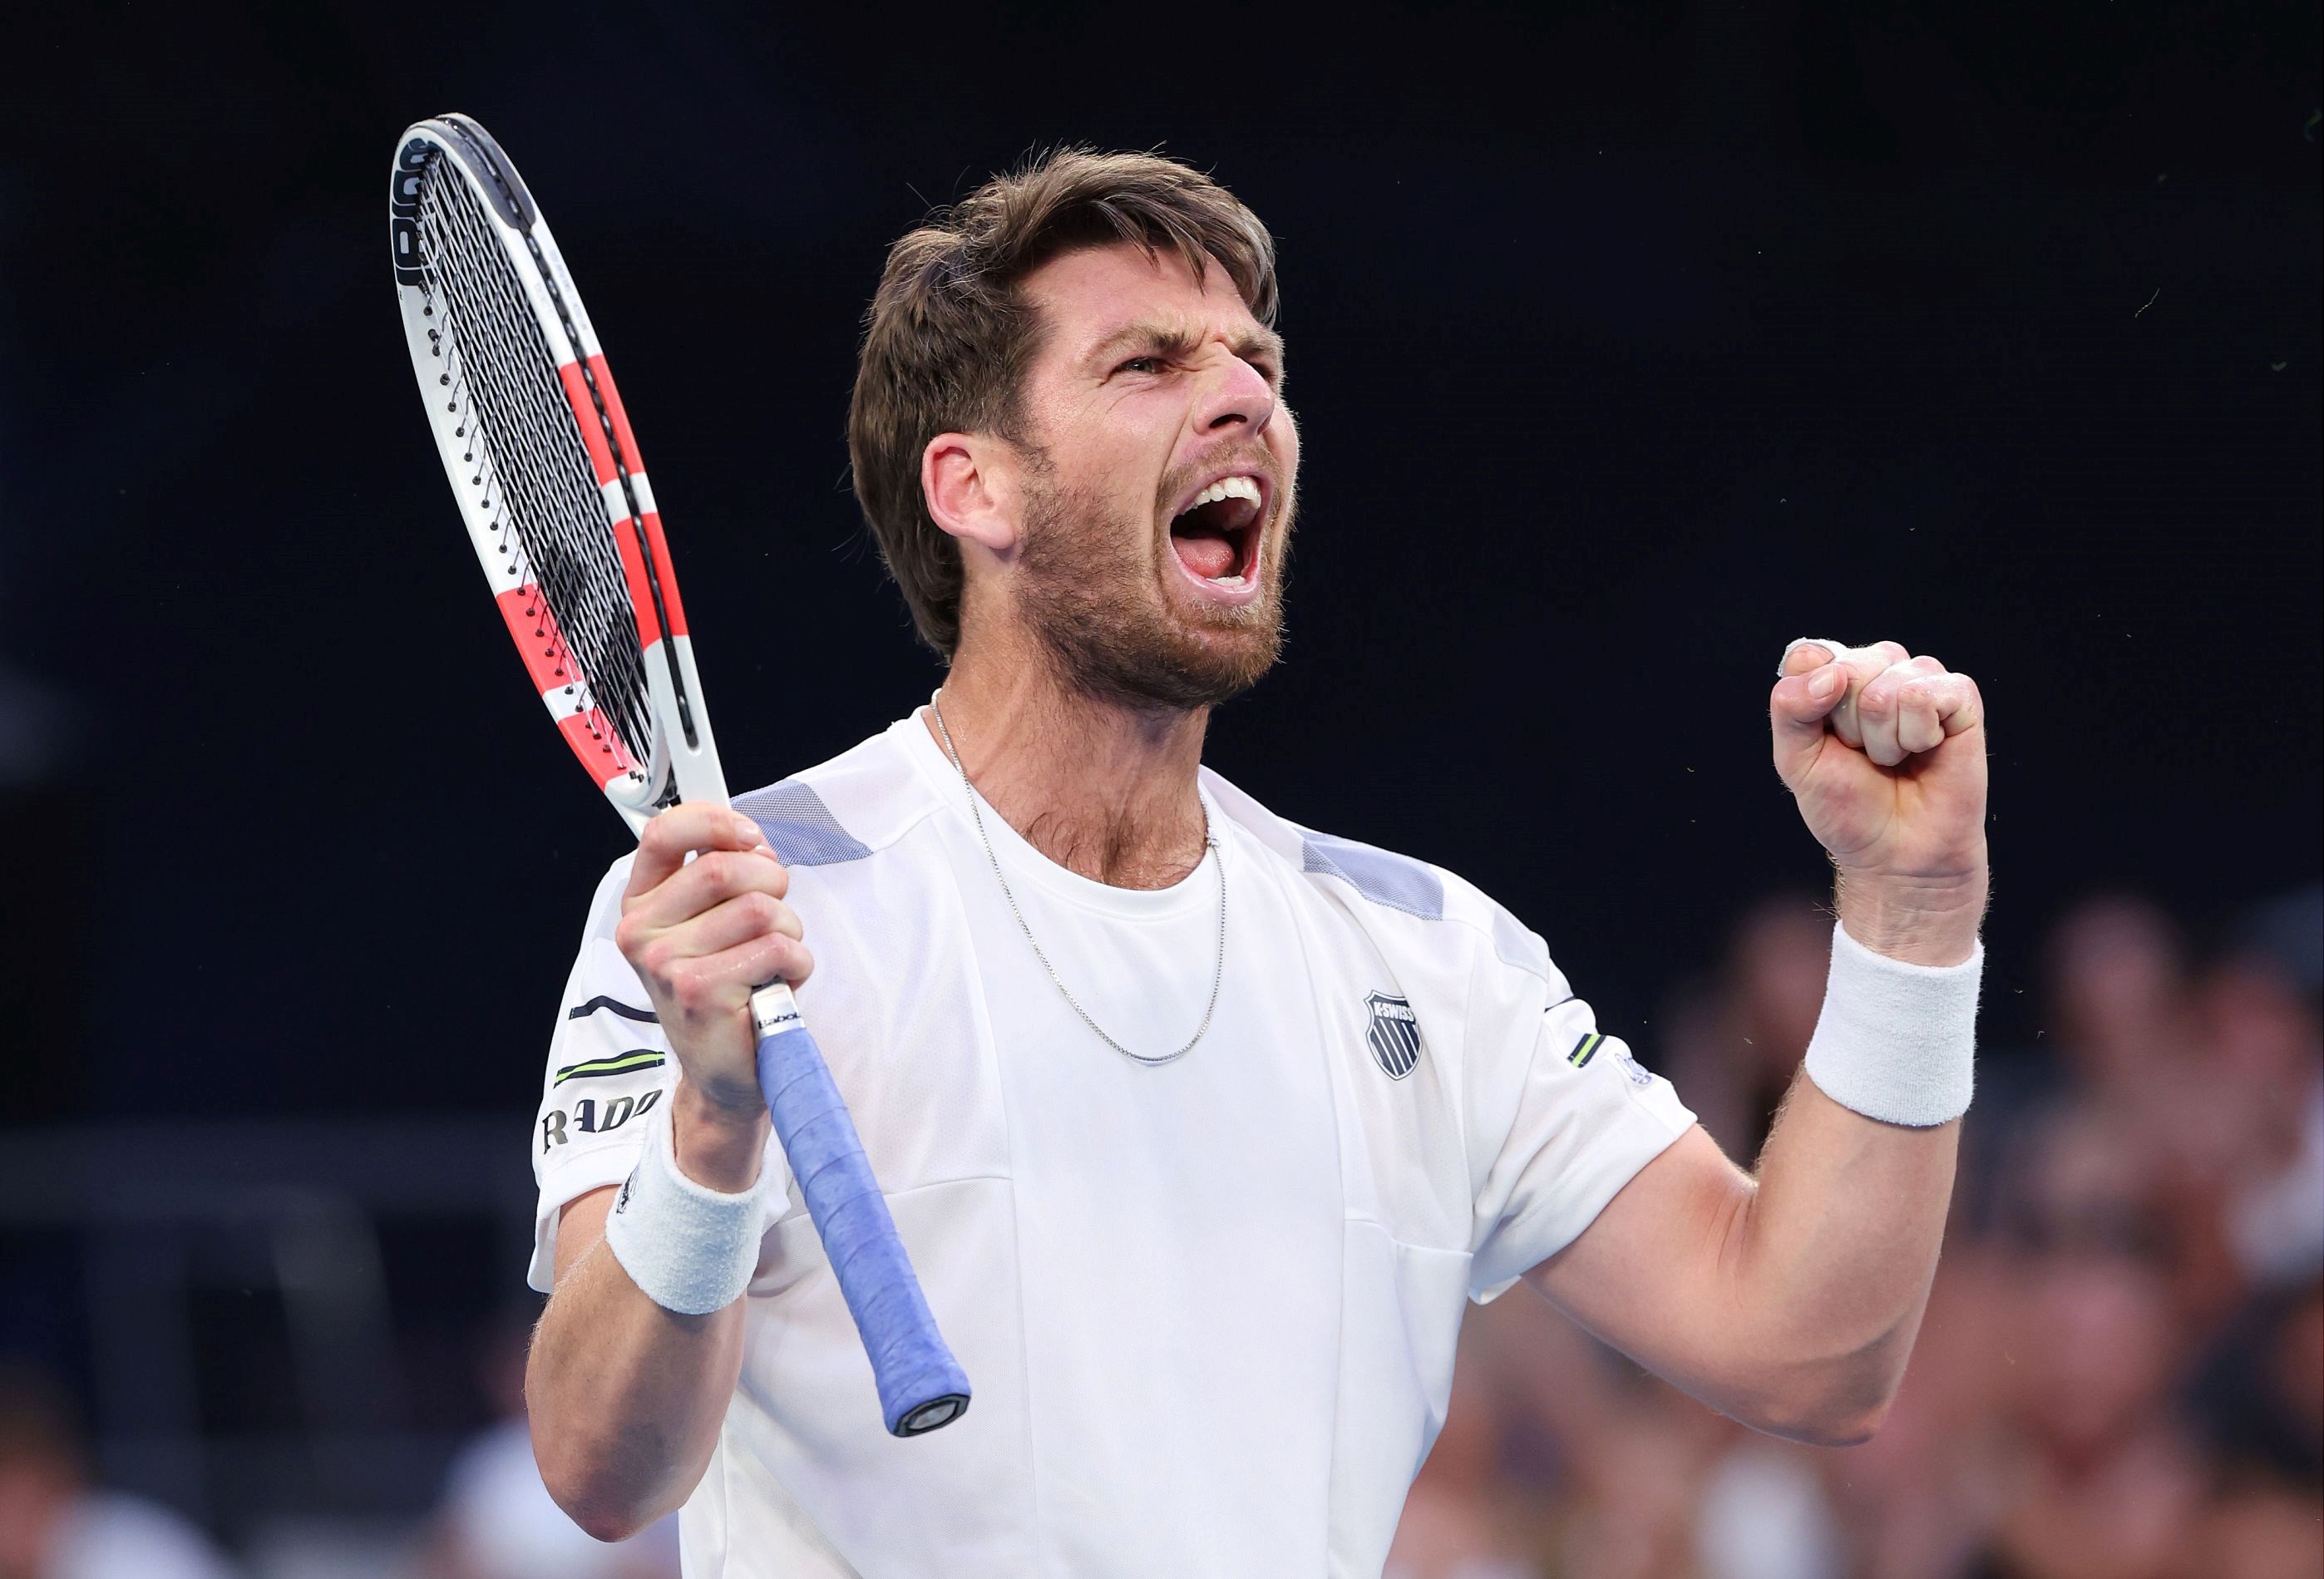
[391,115,728,831]
[389,116,975,1438]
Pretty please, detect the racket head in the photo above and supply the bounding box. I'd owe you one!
[389,114,725,830]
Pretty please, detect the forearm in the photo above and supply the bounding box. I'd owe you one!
[1724,1074,1958,1440]
[525,1092,771,1540]
[527,1225,749,1539]
[1720,882,1978,1437]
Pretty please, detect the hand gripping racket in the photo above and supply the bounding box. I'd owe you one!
[388,114,969,1437]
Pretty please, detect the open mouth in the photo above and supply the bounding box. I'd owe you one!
[1167,473,1265,591]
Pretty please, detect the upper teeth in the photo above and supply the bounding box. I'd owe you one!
[1189,476,1261,511]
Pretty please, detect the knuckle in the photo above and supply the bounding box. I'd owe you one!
[737,890,781,931]
[636,937,677,981]
[707,851,762,895]
[747,851,790,897]
[722,848,788,898]
[669,965,714,1011]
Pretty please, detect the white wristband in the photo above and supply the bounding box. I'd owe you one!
[1803,922,1982,1127]
[603,1091,774,1315]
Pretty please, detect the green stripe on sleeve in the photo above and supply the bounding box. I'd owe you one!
[553,1049,668,1087]
[1567,1033,1604,1068]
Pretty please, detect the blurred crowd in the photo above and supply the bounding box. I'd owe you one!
[1390,888,2324,1579]
[0,1320,676,1579]
[4,889,2317,1579]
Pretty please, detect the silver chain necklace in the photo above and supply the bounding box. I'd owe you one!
[929,690,1226,1067]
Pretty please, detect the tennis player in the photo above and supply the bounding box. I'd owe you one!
[521,150,1988,1577]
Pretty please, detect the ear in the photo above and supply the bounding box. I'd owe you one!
[921,432,1024,556]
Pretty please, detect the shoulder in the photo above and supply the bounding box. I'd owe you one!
[732,719,944,872]
[1201,765,1563,994]
[568,720,938,931]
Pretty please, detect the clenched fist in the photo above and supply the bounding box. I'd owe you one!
[1769,639,1989,965]
[614,802,816,1128]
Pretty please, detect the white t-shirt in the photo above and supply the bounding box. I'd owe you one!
[530,713,1695,1578]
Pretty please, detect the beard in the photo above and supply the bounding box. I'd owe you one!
[1010,454,1291,713]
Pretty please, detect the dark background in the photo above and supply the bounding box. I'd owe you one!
[2,0,2316,1125]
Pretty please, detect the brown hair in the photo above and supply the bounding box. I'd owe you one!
[847,148,1279,657]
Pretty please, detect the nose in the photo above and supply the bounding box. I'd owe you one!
[1192,343,1277,437]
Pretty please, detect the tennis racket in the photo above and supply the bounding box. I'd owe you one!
[387,113,969,1438]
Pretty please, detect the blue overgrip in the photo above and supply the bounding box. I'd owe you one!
[754,1022,972,1436]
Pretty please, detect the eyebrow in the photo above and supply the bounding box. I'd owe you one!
[1085,318,1285,373]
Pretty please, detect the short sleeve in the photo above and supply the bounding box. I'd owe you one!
[525,858,791,1291]
[526,858,675,1290]
[1467,989,1696,1302]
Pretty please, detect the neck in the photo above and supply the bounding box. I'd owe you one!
[929,638,1211,890]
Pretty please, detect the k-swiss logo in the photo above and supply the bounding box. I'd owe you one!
[1364,991,1423,1079]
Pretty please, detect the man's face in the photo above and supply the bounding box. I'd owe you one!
[1000,241,1300,711]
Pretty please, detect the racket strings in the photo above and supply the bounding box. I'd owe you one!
[415,159,656,774]
[422,175,645,754]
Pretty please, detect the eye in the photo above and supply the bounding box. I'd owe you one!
[1114,354,1167,377]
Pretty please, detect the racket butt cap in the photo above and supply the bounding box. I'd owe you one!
[894,1393,971,1438]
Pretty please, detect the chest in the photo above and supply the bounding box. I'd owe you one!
[970,854,1341,1233]
[797,854,1473,1264]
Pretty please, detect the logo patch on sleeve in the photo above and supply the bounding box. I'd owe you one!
[1364,991,1423,1079]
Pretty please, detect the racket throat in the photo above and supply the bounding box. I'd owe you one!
[626,505,699,748]
[644,630,731,808]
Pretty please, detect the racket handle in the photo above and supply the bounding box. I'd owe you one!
[750,984,971,1437]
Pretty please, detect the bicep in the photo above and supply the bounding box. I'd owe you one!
[1521,1124,1757,1400]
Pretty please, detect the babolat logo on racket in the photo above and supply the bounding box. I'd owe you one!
[1364,991,1423,1079]
[389,138,430,285]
